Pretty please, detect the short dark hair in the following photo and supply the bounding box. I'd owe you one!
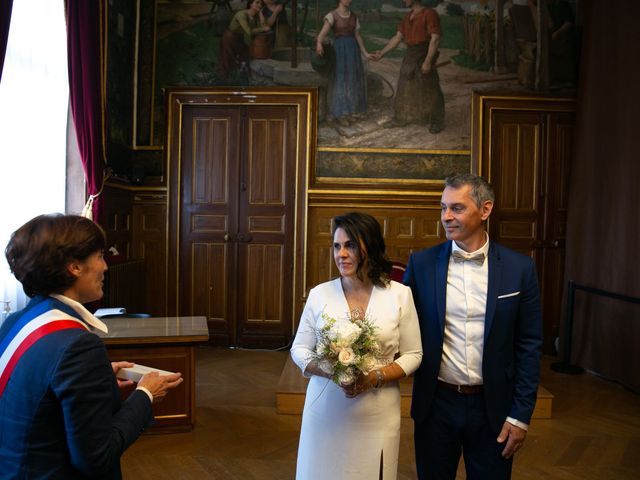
[5,214,106,297]
[332,212,392,287]
[444,173,495,208]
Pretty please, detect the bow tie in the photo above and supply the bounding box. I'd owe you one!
[451,250,485,266]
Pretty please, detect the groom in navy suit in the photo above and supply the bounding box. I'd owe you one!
[404,174,542,479]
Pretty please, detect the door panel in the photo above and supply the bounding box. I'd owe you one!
[489,111,544,264]
[237,106,296,345]
[180,106,240,343]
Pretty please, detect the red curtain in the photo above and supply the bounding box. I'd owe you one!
[66,0,106,222]
[0,0,13,83]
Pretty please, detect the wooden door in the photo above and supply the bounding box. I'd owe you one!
[177,104,297,347]
[474,94,575,354]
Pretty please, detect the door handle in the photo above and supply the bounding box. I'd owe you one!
[224,233,232,242]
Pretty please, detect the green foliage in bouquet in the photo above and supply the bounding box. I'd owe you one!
[312,310,382,386]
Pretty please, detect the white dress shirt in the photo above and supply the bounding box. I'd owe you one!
[438,235,489,386]
[437,235,528,431]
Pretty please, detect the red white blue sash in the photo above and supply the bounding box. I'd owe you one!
[0,309,89,397]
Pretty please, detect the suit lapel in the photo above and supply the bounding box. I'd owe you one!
[484,242,502,342]
[436,242,452,335]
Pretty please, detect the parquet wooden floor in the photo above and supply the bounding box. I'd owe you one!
[121,347,640,479]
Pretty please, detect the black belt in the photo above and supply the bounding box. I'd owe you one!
[438,380,483,395]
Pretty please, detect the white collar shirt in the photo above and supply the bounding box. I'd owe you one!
[438,234,489,386]
[49,294,108,333]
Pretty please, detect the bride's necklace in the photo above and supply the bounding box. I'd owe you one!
[349,306,366,321]
[341,277,371,321]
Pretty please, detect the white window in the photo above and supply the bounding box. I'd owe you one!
[0,0,68,314]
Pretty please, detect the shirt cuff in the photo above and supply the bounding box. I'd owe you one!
[136,386,153,403]
[506,416,529,431]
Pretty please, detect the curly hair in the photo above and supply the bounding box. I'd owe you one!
[5,214,106,297]
[332,212,392,287]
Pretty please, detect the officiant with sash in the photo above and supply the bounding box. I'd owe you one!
[291,212,422,480]
[0,213,183,478]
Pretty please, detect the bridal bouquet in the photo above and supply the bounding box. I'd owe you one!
[312,308,381,386]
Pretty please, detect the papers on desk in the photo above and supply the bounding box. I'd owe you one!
[117,364,176,383]
[94,307,126,318]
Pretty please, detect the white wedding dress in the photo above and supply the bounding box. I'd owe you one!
[291,279,422,480]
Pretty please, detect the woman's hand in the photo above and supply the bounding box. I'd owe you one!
[138,371,183,404]
[111,361,135,390]
[341,371,375,398]
[316,42,324,56]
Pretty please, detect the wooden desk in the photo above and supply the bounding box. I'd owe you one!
[97,316,209,433]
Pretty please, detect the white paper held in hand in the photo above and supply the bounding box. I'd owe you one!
[117,364,176,383]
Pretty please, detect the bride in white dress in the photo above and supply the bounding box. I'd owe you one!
[291,212,422,480]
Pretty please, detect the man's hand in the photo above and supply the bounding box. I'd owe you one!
[497,421,527,458]
[138,371,183,403]
[111,361,135,389]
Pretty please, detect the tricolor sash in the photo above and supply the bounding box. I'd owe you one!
[0,309,89,398]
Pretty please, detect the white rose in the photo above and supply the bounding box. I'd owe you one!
[338,371,355,385]
[338,347,356,365]
[361,354,376,374]
[332,319,361,345]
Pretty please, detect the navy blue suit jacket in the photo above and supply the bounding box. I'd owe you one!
[0,296,153,479]
[404,240,543,434]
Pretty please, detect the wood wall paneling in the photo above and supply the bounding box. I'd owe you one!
[102,186,168,316]
[305,203,446,295]
[132,194,168,316]
[103,186,133,258]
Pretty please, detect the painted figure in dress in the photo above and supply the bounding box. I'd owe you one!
[316,0,372,127]
[217,0,271,79]
[371,0,445,133]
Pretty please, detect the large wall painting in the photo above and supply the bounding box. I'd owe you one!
[108,0,579,183]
